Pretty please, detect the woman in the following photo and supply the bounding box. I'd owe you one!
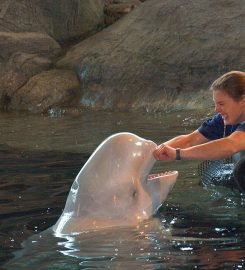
[153,71,245,162]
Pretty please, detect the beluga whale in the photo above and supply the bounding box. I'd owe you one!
[53,132,178,235]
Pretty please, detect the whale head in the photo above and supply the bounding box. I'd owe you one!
[53,133,178,235]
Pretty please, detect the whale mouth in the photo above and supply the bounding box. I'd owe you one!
[147,171,178,181]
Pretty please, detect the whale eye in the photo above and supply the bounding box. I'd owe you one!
[132,190,137,197]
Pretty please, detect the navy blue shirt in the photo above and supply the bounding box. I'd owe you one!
[198,113,245,140]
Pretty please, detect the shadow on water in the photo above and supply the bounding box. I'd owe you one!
[0,110,244,269]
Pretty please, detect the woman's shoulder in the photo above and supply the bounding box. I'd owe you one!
[198,113,224,140]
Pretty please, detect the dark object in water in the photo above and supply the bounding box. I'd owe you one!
[198,154,245,193]
[233,156,245,192]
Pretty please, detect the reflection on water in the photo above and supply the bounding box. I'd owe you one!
[0,110,244,269]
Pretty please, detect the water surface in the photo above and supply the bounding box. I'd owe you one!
[0,110,244,269]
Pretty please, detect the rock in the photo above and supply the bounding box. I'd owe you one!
[104,1,142,25]
[10,69,81,113]
[0,32,61,109]
[57,0,245,112]
[0,0,105,43]
[0,32,61,60]
[0,53,52,105]
[1,0,244,114]
[0,1,105,113]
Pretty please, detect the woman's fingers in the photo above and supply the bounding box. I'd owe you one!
[153,144,176,161]
[153,144,166,160]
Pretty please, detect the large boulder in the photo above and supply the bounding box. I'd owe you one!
[10,69,81,113]
[0,0,105,112]
[0,32,61,109]
[0,32,61,60]
[57,0,245,112]
[0,0,105,43]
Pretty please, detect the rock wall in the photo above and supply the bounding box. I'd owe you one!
[0,0,105,42]
[0,0,244,113]
[0,0,105,112]
[58,0,245,112]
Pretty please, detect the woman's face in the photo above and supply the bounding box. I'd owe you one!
[213,89,245,125]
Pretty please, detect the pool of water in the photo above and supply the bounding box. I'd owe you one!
[0,110,244,269]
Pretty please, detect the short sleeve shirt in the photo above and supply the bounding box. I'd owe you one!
[198,113,245,140]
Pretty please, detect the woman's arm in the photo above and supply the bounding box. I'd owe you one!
[162,130,209,148]
[153,131,245,161]
[181,131,245,160]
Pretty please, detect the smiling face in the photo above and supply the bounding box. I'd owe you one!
[213,89,245,125]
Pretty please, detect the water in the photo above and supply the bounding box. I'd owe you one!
[0,110,244,269]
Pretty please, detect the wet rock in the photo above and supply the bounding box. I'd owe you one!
[10,69,81,113]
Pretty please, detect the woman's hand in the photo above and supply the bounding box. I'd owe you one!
[153,143,177,161]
